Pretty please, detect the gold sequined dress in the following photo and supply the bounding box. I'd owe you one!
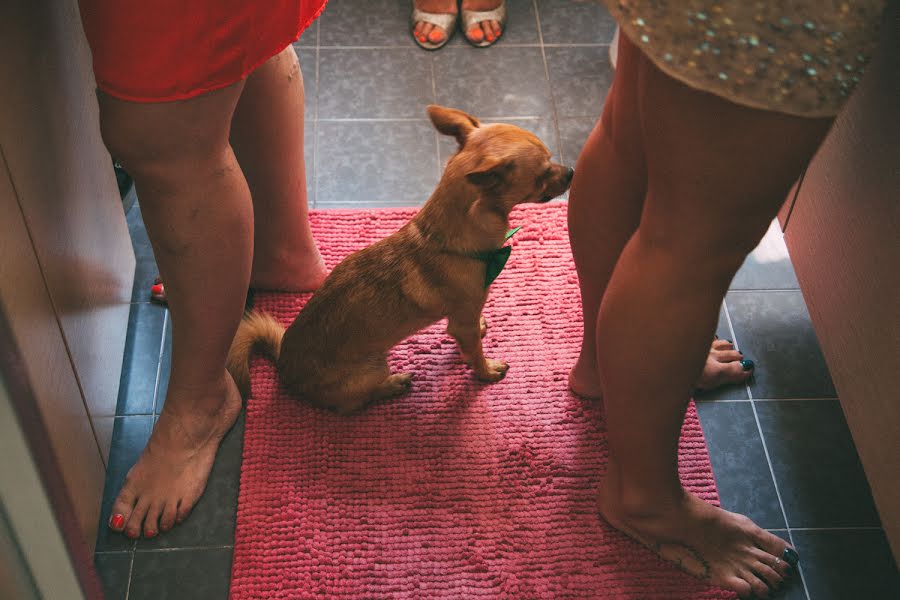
[604,1,886,117]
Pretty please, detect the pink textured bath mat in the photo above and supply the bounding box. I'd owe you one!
[231,203,732,599]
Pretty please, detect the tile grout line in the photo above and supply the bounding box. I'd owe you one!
[430,54,442,184]
[727,288,802,293]
[151,309,168,415]
[313,35,321,208]
[532,0,564,165]
[723,300,812,600]
[789,526,884,532]
[697,397,839,404]
[134,544,234,553]
[124,548,135,600]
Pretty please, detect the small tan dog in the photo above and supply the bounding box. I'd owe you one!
[227,105,573,413]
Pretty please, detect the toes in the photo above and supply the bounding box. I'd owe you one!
[482,21,496,43]
[176,500,192,525]
[143,502,164,538]
[741,569,771,598]
[714,349,744,363]
[751,545,792,579]
[419,23,433,44]
[489,20,502,40]
[160,502,178,533]
[109,485,138,532]
[427,28,446,44]
[751,560,784,592]
[467,25,485,43]
[124,498,150,539]
[712,339,734,351]
[723,575,753,599]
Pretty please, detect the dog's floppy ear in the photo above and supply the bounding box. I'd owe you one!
[427,105,480,146]
[466,156,513,190]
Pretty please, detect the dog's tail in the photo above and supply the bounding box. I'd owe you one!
[227,311,286,399]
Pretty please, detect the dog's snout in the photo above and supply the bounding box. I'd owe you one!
[565,167,575,182]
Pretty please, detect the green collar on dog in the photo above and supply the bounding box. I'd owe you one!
[469,226,522,288]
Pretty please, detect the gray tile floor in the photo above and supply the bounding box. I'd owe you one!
[93,1,899,598]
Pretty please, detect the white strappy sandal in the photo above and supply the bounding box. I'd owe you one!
[410,7,458,50]
[461,0,507,48]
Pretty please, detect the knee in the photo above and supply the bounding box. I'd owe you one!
[634,221,762,281]
[98,102,230,185]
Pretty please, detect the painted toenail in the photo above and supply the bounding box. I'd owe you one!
[783,547,800,566]
[126,530,139,539]
[145,530,157,538]
[740,359,755,371]
[109,514,125,529]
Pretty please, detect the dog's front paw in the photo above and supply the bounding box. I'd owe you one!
[477,359,509,382]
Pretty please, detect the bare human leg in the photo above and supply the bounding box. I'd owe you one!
[577,35,832,598]
[568,35,754,400]
[231,45,326,292]
[100,81,250,538]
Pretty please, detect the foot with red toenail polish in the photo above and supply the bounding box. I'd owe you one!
[462,0,506,48]
[411,0,457,50]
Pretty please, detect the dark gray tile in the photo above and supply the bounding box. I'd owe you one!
[94,552,132,600]
[154,314,171,414]
[557,117,596,168]
[137,414,244,549]
[730,220,800,290]
[438,117,559,166]
[319,0,412,47]
[316,120,440,207]
[696,401,785,529]
[792,529,900,600]
[726,291,836,399]
[446,0,540,47]
[318,49,433,118]
[434,46,553,118]
[695,305,749,401]
[96,416,153,551]
[116,303,166,415]
[537,0,617,44]
[129,547,233,600]
[767,531,808,600]
[544,45,613,118]
[756,401,880,528]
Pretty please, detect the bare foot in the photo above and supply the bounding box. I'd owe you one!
[250,240,327,292]
[695,338,754,392]
[107,373,242,538]
[461,0,504,45]
[599,466,798,599]
[569,338,754,399]
[412,0,457,46]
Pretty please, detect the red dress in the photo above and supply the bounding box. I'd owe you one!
[78,0,327,102]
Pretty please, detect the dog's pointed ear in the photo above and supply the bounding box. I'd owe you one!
[427,105,480,146]
[466,156,513,190]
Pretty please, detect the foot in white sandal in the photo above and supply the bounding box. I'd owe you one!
[411,0,458,50]
[461,0,507,47]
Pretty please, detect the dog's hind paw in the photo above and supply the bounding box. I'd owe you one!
[376,373,414,399]
[477,359,509,382]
